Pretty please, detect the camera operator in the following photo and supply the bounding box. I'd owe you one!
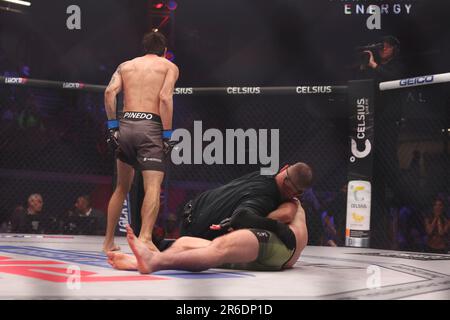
[356,36,411,248]
[358,35,404,82]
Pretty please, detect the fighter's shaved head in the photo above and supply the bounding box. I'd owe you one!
[274,162,313,200]
[288,162,313,191]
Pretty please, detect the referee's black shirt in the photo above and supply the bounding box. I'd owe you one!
[181,171,283,239]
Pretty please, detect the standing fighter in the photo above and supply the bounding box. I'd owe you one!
[103,29,179,252]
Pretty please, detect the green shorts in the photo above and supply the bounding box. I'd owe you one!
[221,229,296,271]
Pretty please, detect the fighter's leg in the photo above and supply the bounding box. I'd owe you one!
[103,159,135,252]
[126,225,259,274]
[163,236,212,254]
[107,236,211,271]
[138,170,164,251]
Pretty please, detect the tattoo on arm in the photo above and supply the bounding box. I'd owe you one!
[107,73,117,88]
[107,65,121,88]
[105,65,122,120]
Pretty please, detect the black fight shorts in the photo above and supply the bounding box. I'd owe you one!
[116,111,165,172]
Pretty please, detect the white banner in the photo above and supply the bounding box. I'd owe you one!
[117,194,131,235]
[345,180,371,247]
[379,72,450,91]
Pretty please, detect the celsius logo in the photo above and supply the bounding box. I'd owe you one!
[174,87,193,95]
[5,77,28,84]
[226,87,261,95]
[350,98,371,162]
[295,86,332,94]
[352,185,365,202]
[399,75,434,87]
[63,82,84,89]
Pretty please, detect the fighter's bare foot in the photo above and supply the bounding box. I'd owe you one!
[103,242,121,253]
[126,225,155,274]
[138,239,160,253]
[107,252,138,270]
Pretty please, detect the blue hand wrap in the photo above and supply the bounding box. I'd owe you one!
[163,130,173,139]
[107,119,119,129]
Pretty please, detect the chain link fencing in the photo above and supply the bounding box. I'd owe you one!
[0,86,113,235]
[0,83,448,252]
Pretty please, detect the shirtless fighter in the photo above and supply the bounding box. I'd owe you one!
[103,29,179,252]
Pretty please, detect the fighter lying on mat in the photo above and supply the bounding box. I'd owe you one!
[107,163,311,272]
[108,197,307,272]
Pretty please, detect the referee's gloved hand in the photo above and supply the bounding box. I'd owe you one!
[106,120,119,152]
[210,217,232,231]
[162,130,179,155]
[209,211,244,232]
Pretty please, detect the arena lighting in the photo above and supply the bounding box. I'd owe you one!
[153,2,164,9]
[0,5,23,12]
[167,0,177,11]
[165,50,175,61]
[1,0,31,6]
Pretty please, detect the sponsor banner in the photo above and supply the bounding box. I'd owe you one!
[347,80,374,181]
[1,76,347,96]
[173,87,194,95]
[345,180,372,247]
[62,82,85,89]
[346,80,375,248]
[379,72,450,91]
[295,86,332,94]
[116,194,131,235]
[4,77,28,85]
[226,87,261,95]
[173,86,343,95]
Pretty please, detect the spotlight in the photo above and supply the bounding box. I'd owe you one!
[167,0,177,11]
[153,2,164,9]
[165,51,175,62]
[1,0,31,6]
[21,65,30,76]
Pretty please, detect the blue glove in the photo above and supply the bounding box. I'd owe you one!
[106,120,119,151]
[162,129,178,155]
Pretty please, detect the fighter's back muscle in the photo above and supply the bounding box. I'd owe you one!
[121,56,173,114]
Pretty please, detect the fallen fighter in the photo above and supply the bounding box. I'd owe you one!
[107,197,307,273]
